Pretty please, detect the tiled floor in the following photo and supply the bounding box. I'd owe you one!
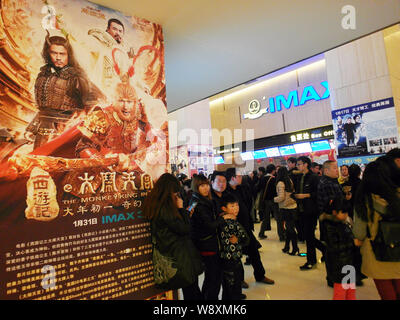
[194,218,381,300]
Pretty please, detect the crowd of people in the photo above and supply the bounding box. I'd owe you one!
[143,149,400,301]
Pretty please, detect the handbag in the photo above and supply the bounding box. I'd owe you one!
[151,232,201,290]
[369,219,400,262]
[152,236,178,286]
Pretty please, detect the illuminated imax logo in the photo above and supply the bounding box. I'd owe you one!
[244,81,330,120]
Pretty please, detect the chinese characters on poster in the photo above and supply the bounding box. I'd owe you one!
[332,97,399,159]
[0,0,170,300]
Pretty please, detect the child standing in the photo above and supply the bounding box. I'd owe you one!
[219,194,250,300]
[319,196,356,300]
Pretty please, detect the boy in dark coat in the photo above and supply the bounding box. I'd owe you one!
[319,196,356,300]
[219,194,250,300]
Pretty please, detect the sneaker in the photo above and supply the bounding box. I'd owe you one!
[327,279,333,287]
[299,262,316,270]
[256,277,275,285]
[241,281,249,289]
[258,234,267,239]
[240,293,247,300]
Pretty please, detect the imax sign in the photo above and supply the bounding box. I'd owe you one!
[244,81,330,120]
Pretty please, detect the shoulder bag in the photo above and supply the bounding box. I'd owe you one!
[368,216,400,262]
[152,235,178,286]
[151,222,203,290]
[261,176,273,202]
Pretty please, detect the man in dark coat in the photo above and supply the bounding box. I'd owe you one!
[255,167,266,222]
[258,164,283,240]
[294,156,325,270]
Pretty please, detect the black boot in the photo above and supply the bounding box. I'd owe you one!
[282,236,290,253]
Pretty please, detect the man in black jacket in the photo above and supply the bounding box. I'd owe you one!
[225,168,275,285]
[294,156,325,270]
[255,167,266,222]
[258,164,283,240]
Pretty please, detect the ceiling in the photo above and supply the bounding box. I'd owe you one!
[90,0,400,112]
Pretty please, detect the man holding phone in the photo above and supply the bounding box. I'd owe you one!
[294,156,325,270]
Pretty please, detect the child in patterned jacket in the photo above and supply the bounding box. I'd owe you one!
[219,194,250,300]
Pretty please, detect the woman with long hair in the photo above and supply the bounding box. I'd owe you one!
[353,158,400,300]
[342,164,362,218]
[274,167,299,255]
[143,173,203,300]
[189,174,235,300]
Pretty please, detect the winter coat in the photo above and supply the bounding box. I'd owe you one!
[288,168,301,191]
[189,192,225,253]
[258,174,277,201]
[226,185,253,232]
[274,181,297,209]
[319,213,355,283]
[219,218,250,261]
[341,177,361,218]
[240,181,254,215]
[295,171,319,216]
[225,185,260,255]
[151,207,204,290]
[317,175,344,215]
[353,194,400,279]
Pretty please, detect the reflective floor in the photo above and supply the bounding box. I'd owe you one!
[193,218,381,300]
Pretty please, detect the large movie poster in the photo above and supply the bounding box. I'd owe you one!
[0,0,170,299]
[332,97,399,158]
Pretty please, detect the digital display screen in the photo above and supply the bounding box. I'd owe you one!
[329,140,336,149]
[311,140,331,151]
[293,142,312,154]
[214,156,224,164]
[240,152,254,161]
[253,150,267,159]
[264,147,281,157]
[279,145,296,156]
